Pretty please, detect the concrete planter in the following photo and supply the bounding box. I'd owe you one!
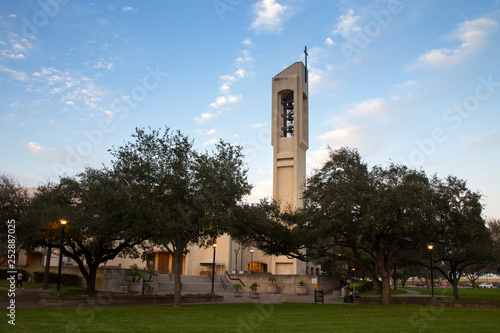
[296,286,307,295]
[128,282,142,294]
[267,285,278,294]
[250,292,260,299]
[233,291,243,297]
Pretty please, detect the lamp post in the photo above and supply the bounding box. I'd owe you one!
[57,219,68,296]
[249,249,254,272]
[234,248,239,271]
[211,243,217,294]
[428,244,434,300]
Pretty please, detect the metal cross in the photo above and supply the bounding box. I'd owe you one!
[304,46,308,82]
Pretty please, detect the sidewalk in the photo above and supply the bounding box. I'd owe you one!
[187,291,345,305]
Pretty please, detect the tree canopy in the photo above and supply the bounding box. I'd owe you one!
[109,127,252,306]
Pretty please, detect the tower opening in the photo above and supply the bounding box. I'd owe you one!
[280,91,294,137]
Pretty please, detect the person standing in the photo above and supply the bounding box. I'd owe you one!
[16,271,23,288]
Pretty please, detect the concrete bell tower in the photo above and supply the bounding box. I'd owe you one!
[271,61,309,209]
[270,61,309,275]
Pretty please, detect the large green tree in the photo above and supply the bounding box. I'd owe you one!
[233,147,436,305]
[0,175,30,265]
[109,127,252,307]
[429,176,492,300]
[487,218,500,274]
[19,168,153,294]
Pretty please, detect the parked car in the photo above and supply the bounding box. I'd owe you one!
[478,283,493,288]
[415,282,425,287]
[461,282,472,287]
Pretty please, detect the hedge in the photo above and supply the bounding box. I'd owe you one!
[0,269,26,279]
[33,271,80,286]
[349,280,374,292]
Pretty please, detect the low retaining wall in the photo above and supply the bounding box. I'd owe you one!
[354,298,500,309]
[227,272,339,295]
[39,294,223,307]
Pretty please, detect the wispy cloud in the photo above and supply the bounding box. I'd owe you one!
[406,17,498,70]
[463,130,499,149]
[250,0,288,33]
[195,39,254,124]
[333,8,361,39]
[0,33,36,60]
[122,6,137,13]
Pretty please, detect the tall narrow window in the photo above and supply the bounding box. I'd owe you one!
[281,91,294,137]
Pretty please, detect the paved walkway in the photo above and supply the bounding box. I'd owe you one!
[207,291,344,305]
[0,288,345,309]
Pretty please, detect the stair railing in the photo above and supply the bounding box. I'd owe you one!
[225,270,245,287]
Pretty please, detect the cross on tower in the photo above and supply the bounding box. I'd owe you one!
[304,46,308,82]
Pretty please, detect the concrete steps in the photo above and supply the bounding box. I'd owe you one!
[157,274,230,293]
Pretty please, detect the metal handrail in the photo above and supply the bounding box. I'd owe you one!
[225,270,245,287]
[220,278,227,290]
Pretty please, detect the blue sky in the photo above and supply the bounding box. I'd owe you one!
[1,0,499,219]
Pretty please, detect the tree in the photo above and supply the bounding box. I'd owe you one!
[232,148,435,305]
[19,168,153,294]
[109,127,252,307]
[0,175,30,265]
[487,218,500,274]
[463,264,487,289]
[429,176,492,300]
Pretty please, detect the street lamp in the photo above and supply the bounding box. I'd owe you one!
[57,219,68,295]
[234,248,239,271]
[427,244,434,300]
[249,249,254,272]
[211,243,217,294]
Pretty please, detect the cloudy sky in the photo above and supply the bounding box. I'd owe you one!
[1,0,499,219]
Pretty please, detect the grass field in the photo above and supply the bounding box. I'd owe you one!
[1,303,500,332]
[404,286,500,302]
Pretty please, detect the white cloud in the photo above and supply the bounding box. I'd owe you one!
[8,14,16,18]
[202,138,218,146]
[463,130,499,149]
[195,111,218,124]
[333,8,361,39]
[325,37,336,46]
[0,65,29,81]
[122,6,136,12]
[251,0,287,33]
[252,122,268,128]
[26,141,43,153]
[197,39,254,122]
[0,33,35,60]
[93,61,114,70]
[345,98,385,117]
[209,94,242,108]
[407,17,498,70]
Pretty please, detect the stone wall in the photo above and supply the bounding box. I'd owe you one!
[16,265,156,293]
[228,272,339,295]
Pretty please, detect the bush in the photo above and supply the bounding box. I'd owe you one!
[349,280,374,292]
[33,271,80,286]
[0,269,26,279]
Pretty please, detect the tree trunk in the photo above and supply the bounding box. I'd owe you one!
[85,264,98,294]
[173,251,183,307]
[452,279,460,301]
[380,274,392,305]
[43,246,52,289]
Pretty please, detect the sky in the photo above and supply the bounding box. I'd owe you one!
[0,0,499,219]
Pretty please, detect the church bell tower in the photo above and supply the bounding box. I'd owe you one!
[270,61,309,274]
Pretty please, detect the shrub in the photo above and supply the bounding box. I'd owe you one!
[349,280,374,292]
[0,269,26,279]
[33,271,80,286]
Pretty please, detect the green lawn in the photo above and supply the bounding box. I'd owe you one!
[404,286,500,302]
[1,303,499,332]
[0,278,86,295]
